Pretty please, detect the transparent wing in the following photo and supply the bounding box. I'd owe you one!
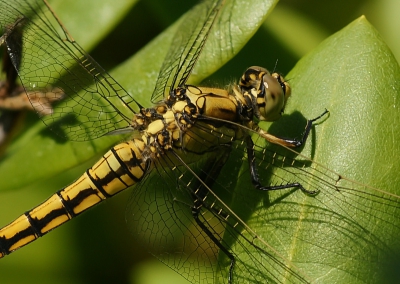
[126,139,292,283]
[150,0,224,103]
[223,136,400,283]
[127,156,225,283]
[127,119,400,283]
[0,0,140,141]
[126,120,315,283]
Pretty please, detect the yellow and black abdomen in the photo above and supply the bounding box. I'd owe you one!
[0,139,149,257]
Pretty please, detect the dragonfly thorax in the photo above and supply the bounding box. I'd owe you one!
[132,66,291,159]
[238,66,291,122]
[133,84,244,159]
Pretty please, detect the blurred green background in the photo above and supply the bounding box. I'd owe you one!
[0,0,399,283]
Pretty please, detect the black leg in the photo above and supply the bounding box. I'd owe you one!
[191,205,235,283]
[246,136,318,195]
[174,147,237,283]
[260,109,329,148]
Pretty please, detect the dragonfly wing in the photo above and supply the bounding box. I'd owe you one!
[126,152,225,283]
[0,0,140,141]
[219,127,400,283]
[127,113,400,283]
[126,121,314,283]
[150,0,224,103]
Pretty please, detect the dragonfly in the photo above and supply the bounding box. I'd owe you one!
[1,0,400,283]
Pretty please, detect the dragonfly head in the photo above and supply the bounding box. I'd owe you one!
[239,66,291,121]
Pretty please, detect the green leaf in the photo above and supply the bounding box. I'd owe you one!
[262,4,329,59]
[288,16,400,190]
[224,16,400,283]
[50,0,139,51]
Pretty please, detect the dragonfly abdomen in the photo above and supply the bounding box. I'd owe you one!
[0,139,150,257]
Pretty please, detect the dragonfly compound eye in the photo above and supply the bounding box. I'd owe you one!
[240,66,291,122]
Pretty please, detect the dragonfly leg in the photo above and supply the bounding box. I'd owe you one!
[183,148,236,283]
[246,136,318,195]
[191,205,235,283]
[260,109,329,148]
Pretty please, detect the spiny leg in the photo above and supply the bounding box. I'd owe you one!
[191,204,235,283]
[245,135,316,194]
[260,109,329,148]
[247,110,329,194]
[183,148,236,283]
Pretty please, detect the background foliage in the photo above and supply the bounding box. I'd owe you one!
[0,0,399,283]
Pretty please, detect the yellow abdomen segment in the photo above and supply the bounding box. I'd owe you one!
[0,139,148,257]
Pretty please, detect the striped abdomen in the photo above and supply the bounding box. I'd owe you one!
[0,139,149,257]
